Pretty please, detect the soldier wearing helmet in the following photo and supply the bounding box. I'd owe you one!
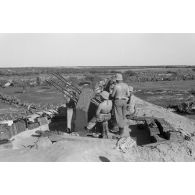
[86,91,112,134]
[111,73,130,136]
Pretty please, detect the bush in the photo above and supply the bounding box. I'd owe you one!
[110,70,118,73]
[124,70,137,77]
[85,74,101,89]
[68,76,80,85]
[189,89,195,95]
[166,71,177,76]
[123,70,137,82]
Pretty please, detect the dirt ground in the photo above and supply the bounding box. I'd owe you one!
[0,125,124,162]
[0,94,195,162]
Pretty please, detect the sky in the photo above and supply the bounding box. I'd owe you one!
[0,33,195,67]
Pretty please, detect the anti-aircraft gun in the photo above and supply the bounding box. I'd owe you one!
[46,73,81,106]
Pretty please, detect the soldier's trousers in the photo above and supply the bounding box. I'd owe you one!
[67,108,73,130]
[114,99,128,128]
[87,113,111,130]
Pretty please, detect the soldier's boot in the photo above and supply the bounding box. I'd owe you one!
[66,128,72,134]
[119,127,124,137]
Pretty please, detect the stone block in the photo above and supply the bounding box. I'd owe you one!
[14,119,27,134]
[28,122,40,130]
[0,124,12,140]
[37,117,49,126]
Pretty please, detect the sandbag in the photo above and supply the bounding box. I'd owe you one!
[0,124,12,140]
[28,122,40,130]
[37,117,49,126]
[14,119,27,133]
[9,123,18,136]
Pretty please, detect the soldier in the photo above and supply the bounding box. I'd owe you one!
[111,73,130,136]
[64,94,76,134]
[104,76,116,95]
[86,91,112,135]
[126,86,135,116]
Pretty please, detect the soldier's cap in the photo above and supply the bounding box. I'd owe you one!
[100,91,109,100]
[115,73,123,81]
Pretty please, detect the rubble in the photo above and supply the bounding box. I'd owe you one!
[168,100,195,114]
[116,137,136,153]
[0,99,56,142]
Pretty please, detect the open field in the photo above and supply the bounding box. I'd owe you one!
[130,80,195,91]
[0,86,64,105]
[130,80,195,119]
[0,66,195,120]
[1,80,194,105]
[1,78,195,119]
[1,74,195,116]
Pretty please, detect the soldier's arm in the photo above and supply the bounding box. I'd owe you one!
[127,92,132,104]
[111,85,117,98]
[126,85,131,104]
[126,85,130,97]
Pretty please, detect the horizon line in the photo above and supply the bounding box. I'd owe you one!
[0,64,195,68]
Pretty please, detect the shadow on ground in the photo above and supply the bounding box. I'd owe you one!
[48,106,88,136]
[49,106,67,132]
[129,124,151,146]
[99,156,110,162]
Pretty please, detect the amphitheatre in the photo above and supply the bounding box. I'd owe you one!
[0,66,195,162]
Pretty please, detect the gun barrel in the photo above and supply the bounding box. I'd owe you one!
[50,73,79,95]
[49,77,79,99]
[53,73,81,94]
[52,73,81,94]
[51,78,78,102]
[46,79,78,103]
[48,79,78,103]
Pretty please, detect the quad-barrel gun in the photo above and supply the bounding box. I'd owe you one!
[46,73,81,104]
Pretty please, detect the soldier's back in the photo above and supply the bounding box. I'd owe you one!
[115,82,129,98]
